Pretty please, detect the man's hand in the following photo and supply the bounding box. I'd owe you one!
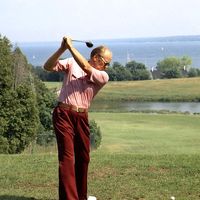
[43,37,71,71]
[62,36,73,50]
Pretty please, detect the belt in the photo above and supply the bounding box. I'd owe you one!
[58,102,88,113]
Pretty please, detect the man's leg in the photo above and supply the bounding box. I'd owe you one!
[53,106,78,200]
[74,112,90,200]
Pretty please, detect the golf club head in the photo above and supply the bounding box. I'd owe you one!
[85,41,93,48]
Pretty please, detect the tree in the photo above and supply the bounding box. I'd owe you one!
[113,62,132,81]
[0,85,39,153]
[180,56,192,70]
[106,67,117,81]
[125,60,151,80]
[156,57,182,78]
[0,36,40,153]
[33,66,64,81]
[0,35,13,91]
[156,56,192,79]
[188,68,199,77]
[0,36,13,153]
[12,47,30,89]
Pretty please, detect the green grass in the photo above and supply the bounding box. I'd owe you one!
[44,77,200,102]
[1,113,200,199]
[89,112,200,154]
[0,154,57,200]
[89,154,200,200]
[1,153,199,200]
[44,82,62,91]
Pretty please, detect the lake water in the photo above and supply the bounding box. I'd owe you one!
[17,36,200,68]
[90,101,200,113]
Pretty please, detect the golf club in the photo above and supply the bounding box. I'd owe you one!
[72,40,94,48]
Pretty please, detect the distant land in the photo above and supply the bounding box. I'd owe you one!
[17,35,200,45]
[112,35,200,42]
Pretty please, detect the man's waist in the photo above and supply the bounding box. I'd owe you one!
[57,102,88,113]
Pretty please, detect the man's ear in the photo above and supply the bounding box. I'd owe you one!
[93,54,98,61]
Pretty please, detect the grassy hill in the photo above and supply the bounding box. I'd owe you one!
[44,77,200,102]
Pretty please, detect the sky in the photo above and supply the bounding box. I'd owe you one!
[1,0,200,42]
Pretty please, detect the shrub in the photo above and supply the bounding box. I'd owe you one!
[89,120,102,149]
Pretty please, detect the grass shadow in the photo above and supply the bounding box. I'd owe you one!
[0,196,54,200]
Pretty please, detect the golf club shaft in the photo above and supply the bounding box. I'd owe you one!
[72,40,89,43]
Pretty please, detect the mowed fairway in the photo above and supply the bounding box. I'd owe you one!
[89,113,200,200]
[89,112,200,154]
[1,112,200,200]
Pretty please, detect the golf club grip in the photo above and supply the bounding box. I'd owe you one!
[63,38,82,43]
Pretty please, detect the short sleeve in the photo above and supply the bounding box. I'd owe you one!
[52,58,73,72]
[90,68,109,86]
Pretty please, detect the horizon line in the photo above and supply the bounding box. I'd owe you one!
[12,34,200,44]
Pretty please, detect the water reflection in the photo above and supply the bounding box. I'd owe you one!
[90,101,200,113]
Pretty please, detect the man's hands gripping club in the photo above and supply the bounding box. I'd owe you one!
[44,36,92,75]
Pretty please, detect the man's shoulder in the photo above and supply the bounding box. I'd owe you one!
[90,68,109,85]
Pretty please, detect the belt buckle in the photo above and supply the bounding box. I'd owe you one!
[76,107,80,112]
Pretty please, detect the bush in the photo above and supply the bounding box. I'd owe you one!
[0,136,9,154]
[36,131,55,146]
[35,119,102,149]
[36,123,55,146]
[89,120,102,149]
[188,68,198,77]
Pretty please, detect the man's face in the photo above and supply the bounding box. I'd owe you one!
[92,50,112,70]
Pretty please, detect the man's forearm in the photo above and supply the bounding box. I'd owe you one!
[68,46,92,75]
[43,48,65,71]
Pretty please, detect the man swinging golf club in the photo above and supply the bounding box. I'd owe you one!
[43,36,112,200]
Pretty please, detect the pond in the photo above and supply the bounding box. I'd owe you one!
[90,101,200,113]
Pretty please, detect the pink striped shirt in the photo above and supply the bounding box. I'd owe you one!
[52,58,109,109]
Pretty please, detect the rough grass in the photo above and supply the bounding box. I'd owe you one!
[1,153,199,200]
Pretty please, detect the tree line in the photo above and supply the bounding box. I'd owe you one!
[33,56,200,82]
[33,60,152,81]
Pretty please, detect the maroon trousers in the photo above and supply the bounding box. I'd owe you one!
[53,106,90,200]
